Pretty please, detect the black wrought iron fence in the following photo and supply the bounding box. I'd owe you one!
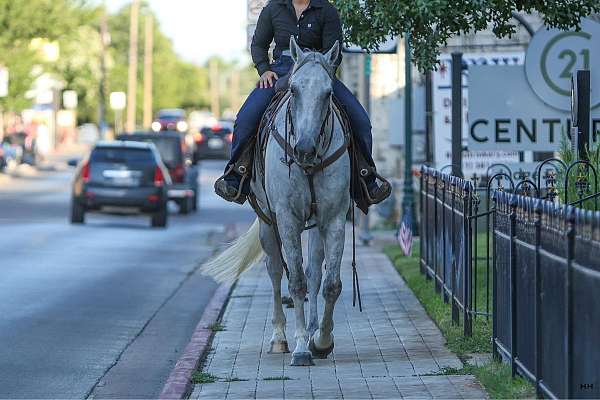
[492,191,600,399]
[419,166,474,335]
[418,161,600,398]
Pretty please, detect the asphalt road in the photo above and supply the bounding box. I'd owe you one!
[0,160,254,398]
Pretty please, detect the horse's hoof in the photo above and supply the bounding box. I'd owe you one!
[269,340,290,353]
[290,351,314,366]
[309,336,334,359]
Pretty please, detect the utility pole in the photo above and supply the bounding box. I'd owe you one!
[126,0,140,133]
[98,6,109,139]
[143,15,153,129]
[401,34,416,227]
[359,53,373,245]
[209,58,220,118]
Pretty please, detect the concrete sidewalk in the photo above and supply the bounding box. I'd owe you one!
[191,232,487,399]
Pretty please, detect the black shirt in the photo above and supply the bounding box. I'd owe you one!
[250,0,343,76]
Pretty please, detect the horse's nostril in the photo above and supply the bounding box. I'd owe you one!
[295,138,316,158]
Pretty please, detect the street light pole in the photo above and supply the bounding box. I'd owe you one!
[401,34,416,227]
[359,53,373,245]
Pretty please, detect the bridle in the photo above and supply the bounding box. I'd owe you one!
[268,54,349,222]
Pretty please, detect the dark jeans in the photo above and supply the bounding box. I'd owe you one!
[230,56,374,166]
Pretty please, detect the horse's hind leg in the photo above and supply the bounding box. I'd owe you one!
[310,216,345,359]
[260,222,289,353]
[306,229,324,337]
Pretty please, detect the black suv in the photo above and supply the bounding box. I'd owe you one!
[70,141,171,227]
[118,131,199,214]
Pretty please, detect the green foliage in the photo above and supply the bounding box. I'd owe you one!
[333,0,600,71]
[0,0,254,124]
[263,376,292,381]
[557,132,600,209]
[191,372,217,384]
[384,243,535,399]
[208,322,226,332]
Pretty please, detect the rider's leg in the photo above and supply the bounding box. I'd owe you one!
[332,79,391,204]
[216,57,294,203]
[215,85,275,201]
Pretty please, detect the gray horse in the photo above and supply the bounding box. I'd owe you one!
[202,37,349,367]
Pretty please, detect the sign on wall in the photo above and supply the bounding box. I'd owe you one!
[525,18,600,112]
[247,0,268,50]
[469,18,600,151]
[468,65,600,151]
[433,52,522,175]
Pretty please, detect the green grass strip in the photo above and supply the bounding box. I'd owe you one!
[384,243,535,399]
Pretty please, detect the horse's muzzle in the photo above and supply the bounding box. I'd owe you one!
[294,137,317,166]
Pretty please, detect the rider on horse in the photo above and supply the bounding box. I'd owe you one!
[215,0,391,206]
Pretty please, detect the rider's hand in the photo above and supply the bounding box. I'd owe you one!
[258,71,279,89]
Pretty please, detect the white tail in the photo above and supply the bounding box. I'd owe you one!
[200,218,263,283]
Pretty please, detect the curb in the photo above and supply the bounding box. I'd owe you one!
[159,282,232,399]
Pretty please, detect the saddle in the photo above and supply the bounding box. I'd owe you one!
[230,88,377,216]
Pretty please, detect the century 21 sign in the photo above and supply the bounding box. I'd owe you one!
[468,19,600,151]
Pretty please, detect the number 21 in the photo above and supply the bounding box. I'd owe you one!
[559,49,590,78]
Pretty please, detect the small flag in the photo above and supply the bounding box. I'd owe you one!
[397,209,413,256]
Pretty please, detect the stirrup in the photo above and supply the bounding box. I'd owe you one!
[214,164,248,204]
[359,169,392,205]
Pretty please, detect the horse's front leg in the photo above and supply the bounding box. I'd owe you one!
[310,214,345,359]
[306,229,324,337]
[260,223,289,353]
[278,212,313,366]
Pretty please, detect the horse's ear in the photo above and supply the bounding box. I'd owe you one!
[325,40,340,67]
[290,36,304,63]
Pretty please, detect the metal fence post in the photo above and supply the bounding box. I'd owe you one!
[492,192,500,361]
[463,183,472,336]
[434,172,441,294]
[451,179,459,325]
[509,196,518,377]
[534,200,542,398]
[442,177,449,303]
[420,169,426,275]
[565,207,575,398]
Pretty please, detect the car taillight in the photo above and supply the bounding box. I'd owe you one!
[154,166,165,187]
[194,132,204,143]
[171,164,185,183]
[226,133,233,143]
[82,162,90,182]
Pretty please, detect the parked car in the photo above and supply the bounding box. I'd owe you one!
[151,108,188,133]
[117,131,199,214]
[193,123,233,161]
[70,141,171,227]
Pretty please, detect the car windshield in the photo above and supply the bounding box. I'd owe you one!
[123,136,182,167]
[90,147,154,164]
[157,110,184,120]
[157,115,182,121]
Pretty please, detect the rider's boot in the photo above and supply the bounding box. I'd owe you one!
[364,174,392,205]
[214,168,249,204]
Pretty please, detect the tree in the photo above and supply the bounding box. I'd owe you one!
[333,0,600,71]
[0,0,92,111]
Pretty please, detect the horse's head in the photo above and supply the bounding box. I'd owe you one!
[288,36,340,167]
